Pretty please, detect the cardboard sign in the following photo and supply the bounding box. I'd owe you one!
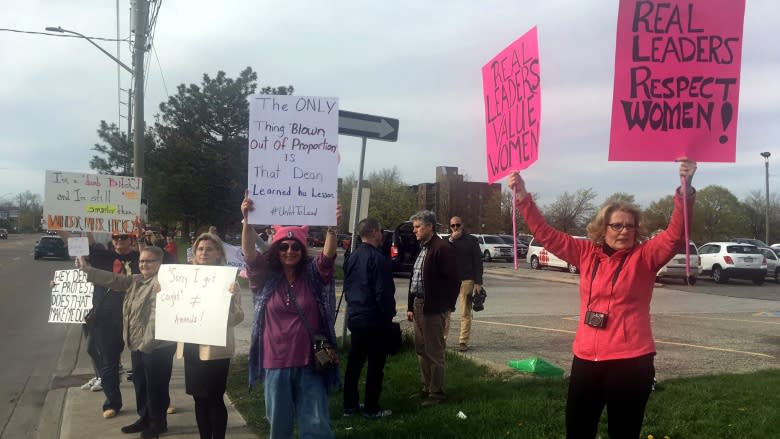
[222,242,245,271]
[482,26,541,183]
[67,237,89,257]
[43,171,143,233]
[609,0,746,162]
[154,265,236,346]
[247,96,339,225]
[49,269,93,324]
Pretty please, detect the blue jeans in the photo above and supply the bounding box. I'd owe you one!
[264,367,333,439]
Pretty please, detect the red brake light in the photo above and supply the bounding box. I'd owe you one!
[763,257,767,265]
[390,244,399,258]
[723,255,734,265]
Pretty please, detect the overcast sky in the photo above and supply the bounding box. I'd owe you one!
[1,0,778,210]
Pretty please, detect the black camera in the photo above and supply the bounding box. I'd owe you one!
[472,287,487,312]
[584,311,608,328]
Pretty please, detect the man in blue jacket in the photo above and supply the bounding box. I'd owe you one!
[343,218,396,419]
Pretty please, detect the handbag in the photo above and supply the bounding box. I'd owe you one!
[83,308,96,327]
[287,286,338,372]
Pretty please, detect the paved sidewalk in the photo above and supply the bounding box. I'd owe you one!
[37,289,258,439]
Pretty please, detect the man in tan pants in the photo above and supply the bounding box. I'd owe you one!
[445,216,483,352]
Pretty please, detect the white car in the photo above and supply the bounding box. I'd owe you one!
[526,236,586,273]
[473,234,513,262]
[656,241,700,285]
[757,247,780,283]
[698,242,767,285]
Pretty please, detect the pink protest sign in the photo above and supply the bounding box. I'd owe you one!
[482,26,541,183]
[609,0,745,162]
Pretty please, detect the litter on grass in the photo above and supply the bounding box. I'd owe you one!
[508,357,564,378]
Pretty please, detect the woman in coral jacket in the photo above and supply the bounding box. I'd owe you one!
[508,158,697,439]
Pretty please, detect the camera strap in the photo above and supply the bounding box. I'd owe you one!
[586,253,628,311]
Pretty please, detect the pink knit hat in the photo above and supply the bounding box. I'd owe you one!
[272,225,308,247]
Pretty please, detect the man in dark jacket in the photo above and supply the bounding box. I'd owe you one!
[406,210,459,407]
[89,232,139,421]
[446,216,483,352]
[343,218,396,419]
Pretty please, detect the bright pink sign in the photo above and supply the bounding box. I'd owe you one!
[483,26,541,183]
[609,0,745,162]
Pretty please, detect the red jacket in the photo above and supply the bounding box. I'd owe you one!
[519,190,694,361]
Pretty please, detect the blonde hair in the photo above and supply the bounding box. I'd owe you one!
[586,202,646,246]
[192,233,227,265]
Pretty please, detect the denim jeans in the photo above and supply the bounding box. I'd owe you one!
[264,366,333,439]
[93,323,123,411]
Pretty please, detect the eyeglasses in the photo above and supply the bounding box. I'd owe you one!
[450,223,462,229]
[279,241,303,252]
[139,259,160,264]
[607,223,637,232]
[112,235,130,241]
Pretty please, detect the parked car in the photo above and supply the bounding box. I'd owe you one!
[697,242,767,285]
[498,234,528,260]
[0,228,7,239]
[516,234,533,247]
[656,241,700,285]
[757,247,780,283]
[34,235,69,260]
[729,237,768,248]
[387,221,420,273]
[526,236,587,273]
[472,234,513,262]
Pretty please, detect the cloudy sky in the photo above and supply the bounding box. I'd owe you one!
[1,0,778,210]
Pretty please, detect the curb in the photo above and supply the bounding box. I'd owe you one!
[35,324,82,439]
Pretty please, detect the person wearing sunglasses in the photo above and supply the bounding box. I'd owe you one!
[178,232,243,439]
[444,217,483,352]
[240,190,341,438]
[82,231,141,421]
[76,246,175,439]
[508,158,697,439]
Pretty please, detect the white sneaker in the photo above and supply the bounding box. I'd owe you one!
[90,378,103,392]
[80,377,98,390]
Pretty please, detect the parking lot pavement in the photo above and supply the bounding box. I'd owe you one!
[460,262,780,380]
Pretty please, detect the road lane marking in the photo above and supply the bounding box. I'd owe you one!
[473,319,775,359]
[663,314,780,325]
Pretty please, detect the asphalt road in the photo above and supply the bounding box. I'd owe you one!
[0,234,74,439]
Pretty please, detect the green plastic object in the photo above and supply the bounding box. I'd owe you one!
[508,357,564,378]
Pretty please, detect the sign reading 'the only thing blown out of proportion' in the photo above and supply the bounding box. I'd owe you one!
[609,0,745,162]
[247,96,339,226]
[43,170,143,233]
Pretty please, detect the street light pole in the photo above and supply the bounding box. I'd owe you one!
[131,0,150,178]
[761,152,771,244]
[46,2,149,179]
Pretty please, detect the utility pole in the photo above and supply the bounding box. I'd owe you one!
[761,152,771,244]
[132,0,150,178]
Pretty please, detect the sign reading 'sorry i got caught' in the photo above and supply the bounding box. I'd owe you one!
[247,96,339,226]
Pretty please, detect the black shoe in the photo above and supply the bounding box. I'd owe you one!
[121,420,147,434]
[140,429,159,439]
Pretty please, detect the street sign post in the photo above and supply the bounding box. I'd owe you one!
[338,110,399,142]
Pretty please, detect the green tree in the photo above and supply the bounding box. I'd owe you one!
[742,190,780,244]
[603,192,637,207]
[693,185,751,242]
[148,67,292,234]
[643,195,675,237]
[365,167,417,231]
[544,188,597,234]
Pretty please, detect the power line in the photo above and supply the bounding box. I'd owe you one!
[0,27,129,42]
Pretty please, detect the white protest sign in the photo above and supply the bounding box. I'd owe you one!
[222,242,245,271]
[49,269,93,323]
[247,96,339,226]
[67,237,89,257]
[43,170,143,234]
[155,265,237,346]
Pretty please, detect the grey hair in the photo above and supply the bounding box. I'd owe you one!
[409,210,437,226]
[141,245,164,261]
[357,218,381,238]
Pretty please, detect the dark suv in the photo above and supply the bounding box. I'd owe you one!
[343,221,420,275]
[34,236,69,260]
[0,228,7,239]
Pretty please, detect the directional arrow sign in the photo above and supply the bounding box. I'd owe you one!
[338,110,399,142]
